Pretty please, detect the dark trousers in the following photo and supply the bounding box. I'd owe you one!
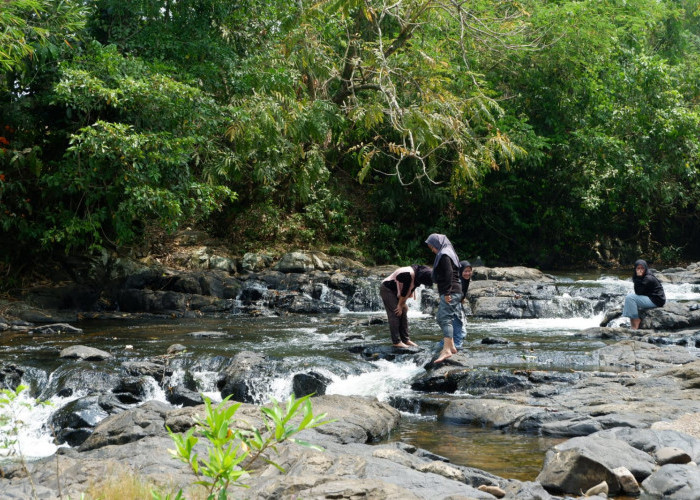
[380,284,410,344]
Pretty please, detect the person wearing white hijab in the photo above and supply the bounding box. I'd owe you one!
[380,264,433,347]
[425,233,463,362]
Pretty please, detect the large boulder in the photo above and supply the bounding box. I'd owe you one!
[292,371,333,398]
[640,464,700,499]
[49,394,129,446]
[596,427,700,463]
[657,263,700,284]
[217,351,272,403]
[241,252,274,272]
[39,365,121,400]
[597,340,698,370]
[442,398,561,433]
[642,301,700,330]
[78,400,171,451]
[0,364,24,391]
[59,345,112,361]
[472,266,555,282]
[275,251,332,273]
[116,289,187,313]
[536,434,656,495]
[164,385,204,407]
[112,376,151,404]
[122,360,173,383]
[307,395,401,444]
[411,368,532,395]
[273,292,341,314]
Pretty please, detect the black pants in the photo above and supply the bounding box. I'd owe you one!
[380,284,410,344]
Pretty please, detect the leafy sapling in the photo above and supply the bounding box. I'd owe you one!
[162,393,333,499]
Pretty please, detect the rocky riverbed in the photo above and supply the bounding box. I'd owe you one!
[1,242,700,499]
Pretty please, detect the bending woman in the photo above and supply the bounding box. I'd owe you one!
[425,234,463,363]
[380,265,433,347]
[622,259,665,329]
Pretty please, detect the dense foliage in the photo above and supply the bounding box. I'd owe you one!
[2,0,699,277]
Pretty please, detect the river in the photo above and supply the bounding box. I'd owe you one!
[2,272,699,482]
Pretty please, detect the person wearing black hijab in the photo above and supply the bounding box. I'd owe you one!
[425,233,462,362]
[452,260,472,349]
[380,265,433,347]
[622,259,666,329]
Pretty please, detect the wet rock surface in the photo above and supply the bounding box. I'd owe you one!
[2,256,700,498]
[2,253,699,330]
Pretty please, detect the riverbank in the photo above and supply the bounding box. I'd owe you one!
[1,251,700,499]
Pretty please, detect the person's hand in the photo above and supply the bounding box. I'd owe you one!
[444,294,452,304]
[394,305,403,316]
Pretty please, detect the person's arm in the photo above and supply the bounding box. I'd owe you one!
[645,274,666,306]
[436,256,452,297]
[637,275,656,296]
[394,272,412,315]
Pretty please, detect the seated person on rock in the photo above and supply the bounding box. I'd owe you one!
[622,259,665,329]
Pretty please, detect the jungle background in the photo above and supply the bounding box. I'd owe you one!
[2,0,699,287]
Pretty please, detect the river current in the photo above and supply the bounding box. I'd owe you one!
[2,272,699,481]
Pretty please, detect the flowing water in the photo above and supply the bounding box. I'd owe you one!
[1,273,699,482]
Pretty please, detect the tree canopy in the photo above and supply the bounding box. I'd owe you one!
[1,0,699,276]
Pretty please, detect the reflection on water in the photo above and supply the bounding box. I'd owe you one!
[386,415,565,481]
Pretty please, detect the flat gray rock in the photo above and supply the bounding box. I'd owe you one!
[59,345,112,360]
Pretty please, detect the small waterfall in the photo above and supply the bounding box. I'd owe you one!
[666,283,700,301]
[326,359,425,401]
[0,389,71,462]
[531,294,596,318]
[346,277,383,312]
[311,283,349,312]
[406,285,431,317]
[142,377,168,403]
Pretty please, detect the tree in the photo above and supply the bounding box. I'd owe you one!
[1,2,236,266]
[464,0,700,264]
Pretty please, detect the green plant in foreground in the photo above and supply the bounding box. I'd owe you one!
[0,385,52,499]
[159,393,333,500]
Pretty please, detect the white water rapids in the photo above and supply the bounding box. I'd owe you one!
[1,275,698,463]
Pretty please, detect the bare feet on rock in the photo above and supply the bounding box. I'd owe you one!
[434,350,453,363]
[406,340,418,347]
[393,342,409,348]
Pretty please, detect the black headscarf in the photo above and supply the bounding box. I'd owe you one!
[413,265,433,287]
[459,260,472,295]
[632,259,648,281]
[632,259,666,307]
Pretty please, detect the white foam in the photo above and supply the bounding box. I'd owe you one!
[0,390,72,462]
[326,359,424,401]
[477,314,604,332]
